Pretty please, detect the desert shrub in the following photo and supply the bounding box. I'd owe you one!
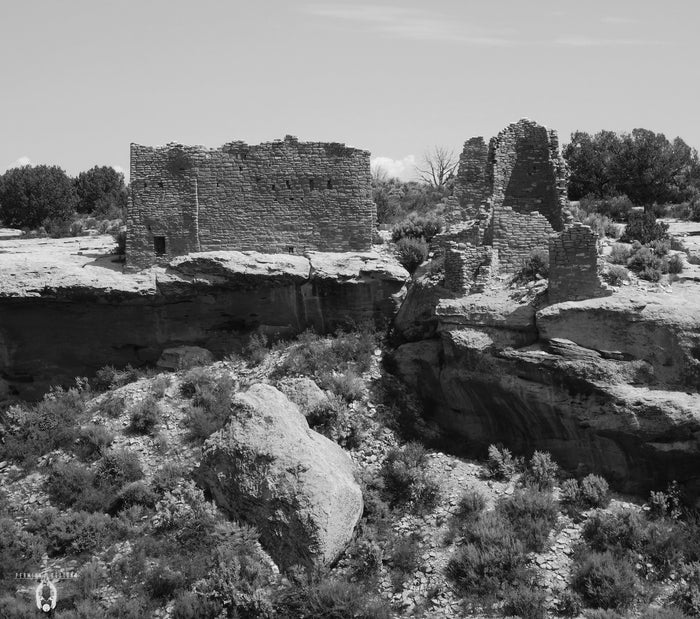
[380,442,439,511]
[171,591,220,619]
[113,228,126,255]
[571,550,638,609]
[670,562,700,616]
[447,511,529,595]
[0,518,45,578]
[128,396,160,435]
[320,367,364,402]
[73,424,115,461]
[26,508,114,557]
[109,481,157,515]
[520,247,550,280]
[603,264,629,286]
[396,236,429,273]
[607,243,632,264]
[151,463,187,495]
[182,375,237,442]
[640,265,663,281]
[584,611,626,619]
[454,487,487,522]
[145,563,186,600]
[0,388,87,464]
[668,253,685,274]
[580,195,635,222]
[391,213,443,242]
[348,536,383,581]
[45,460,105,512]
[274,576,392,619]
[245,331,269,365]
[93,364,142,391]
[627,246,663,273]
[622,210,669,244]
[486,444,522,480]
[306,393,364,449]
[582,212,620,240]
[100,393,125,418]
[502,583,548,619]
[560,478,582,505]
[580,474,610,508]
[648,482,682,520]
[97,449,144,488]
[0,595,38,619]
[649,239,671,256]
[639,607,691,619]
[390,533,420,575]
[554,589,583,617]
[582,510,647,555]
[523,451,559,491]
[277,326,377,378]
[496,489,559,552]
[150,374,171,399]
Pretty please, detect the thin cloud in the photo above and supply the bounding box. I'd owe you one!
[554,35,667,47]
[8,155,31,169]
[601,16,638,25]
[304,4,516,46]
[371,155,417,181]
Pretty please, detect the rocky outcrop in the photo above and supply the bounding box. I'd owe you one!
[196,384,363,570]
[393,281,700,499]
[0,236,408,399]
[156,346,215,371]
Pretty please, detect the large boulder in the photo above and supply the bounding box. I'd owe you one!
[196,383,362,570]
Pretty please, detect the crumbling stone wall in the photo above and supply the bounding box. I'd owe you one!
[548,223,611,303]
[127,136,375,268]
[491,206,554,272]
[444,243,498,295]
[490,119,567,231]
[454,137,492,218]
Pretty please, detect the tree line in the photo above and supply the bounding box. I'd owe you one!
[0,165,127,235]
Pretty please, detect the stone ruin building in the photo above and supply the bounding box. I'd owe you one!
[438,118,610,303]
[126,135,376,269]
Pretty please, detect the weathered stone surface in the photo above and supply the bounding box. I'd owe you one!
[128,137,376,268]
[537,288,700,389]
[393,278,449,342]
[307,251,408,283]
[196,384,363,569]
[0,236,406,400]
[156,346,215,370]
[168,251,311,287]
[277,377,328,414]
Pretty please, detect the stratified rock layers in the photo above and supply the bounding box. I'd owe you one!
[393,286,700,498]
[0,250,407,400]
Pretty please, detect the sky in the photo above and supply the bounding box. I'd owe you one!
[0,0,698,181]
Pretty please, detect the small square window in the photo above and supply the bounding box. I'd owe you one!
[153,236,166,256]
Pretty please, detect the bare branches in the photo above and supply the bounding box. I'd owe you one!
[415,146,458,189]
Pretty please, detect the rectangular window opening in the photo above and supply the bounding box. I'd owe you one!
[153,236,166,256]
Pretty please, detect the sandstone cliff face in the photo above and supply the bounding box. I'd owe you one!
[0,237,407,400]
[393,280,700,498]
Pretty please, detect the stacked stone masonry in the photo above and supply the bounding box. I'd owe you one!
[127,136,376,268]
[444,242,498,295]
[548,223,611,304]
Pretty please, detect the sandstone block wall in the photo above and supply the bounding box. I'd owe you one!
[491,206,554,272]
[489,119,567,232]
[548,223,611,303]
[127,136,376,268]
[444,243,497,295]
[454,137,491,218]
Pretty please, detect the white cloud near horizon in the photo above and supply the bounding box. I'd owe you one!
[304,4,516,46]
[371,155,417,181]
[7,156,31,170]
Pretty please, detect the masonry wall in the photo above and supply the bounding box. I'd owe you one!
[490,119,567,232]
[454,137,491,218]
[127,136,376,268]
[491,206,554,272]
[549,223,610,303]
